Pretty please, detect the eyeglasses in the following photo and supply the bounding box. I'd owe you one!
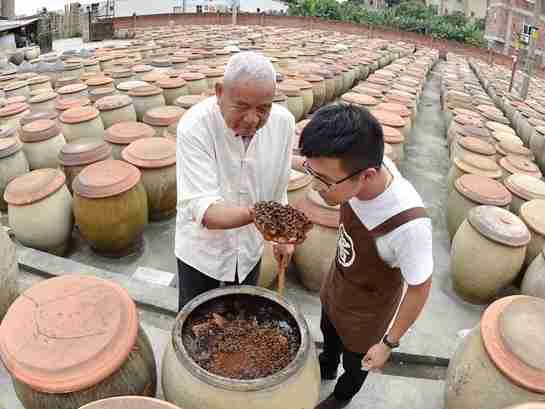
[302,160,366,191]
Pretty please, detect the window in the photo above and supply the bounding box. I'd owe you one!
[471,11,475,17]
[204,5,208,11]
[196,5,203,12]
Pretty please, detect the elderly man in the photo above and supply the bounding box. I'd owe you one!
[175,52,295,311]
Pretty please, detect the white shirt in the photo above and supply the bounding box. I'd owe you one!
[348,158,434,286]
[175,97,294,282]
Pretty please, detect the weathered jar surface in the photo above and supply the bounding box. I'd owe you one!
[105,121,156,160]
[20,119,66,170]
[128,85,166,122]
[60,106,104,143]
[521,248,545,300]
[96,95,137,129]
[519,199,545,267]
[0,138,29,211]
[0,221,19,321]
[505,174,545,214]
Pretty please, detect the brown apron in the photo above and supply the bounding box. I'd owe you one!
[320,202,429,353]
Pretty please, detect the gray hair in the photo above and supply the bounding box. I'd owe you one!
[223,51,276,88]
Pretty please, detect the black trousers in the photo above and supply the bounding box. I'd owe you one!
[320,309,369,401]
[177,258,261,312]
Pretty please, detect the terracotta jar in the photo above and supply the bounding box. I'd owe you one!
[383,125,405,162]
[89,87,116,104]
[85,76,114,91]
[486,121,517,137]
[60,106,104,143]
[180,73,208,95]
[141,72,168,85]
[447,154,502,193]
[83,59,101,72]
[497,140,535,162]
[451,136,496,163]
[4,169,73,255]
[447,174,512,240]
[293,188,340,291]
[175,94,207,110]
[518,199,545,267]
[372,109,410,139]
[162,286,320,409]
[341,92,379,110]
[55,96,91,115]
[0,125,18,142]
[499,155,542,181]
[444,296,545,409]
[28,91,58,114]
[521,247,545,300]
[62,62,85,80]
[20,119,66,170]
[105,122,156,159]
[128,85,166,122]
[164,122,178,140]
[55,76,80,91]
[112,68,134,87]
[4,81,30,99]
[122,138,176,221]
[27,75,52,93]
[142,106,185,137]
[203,68,223,90]
[80,396,183,409]
[132,64,154,81]
[304,75,326,112]
[0,275,157,408]
[99,56,114,71]
[286,80,314,118]
[57,83,89,99]
[530,126,545,172]
[0,102,30,129]
[59,140,113,193]
[20,110,59,130]
[0,226,18,321]
[273,92,288,109]
[73,160,148,256]
[96,95,137,129]
[451,206,530,304]
[278,85,304,122]
[157,78,189,106]
[0,138,29,211]
[504,174,545,214]
[376,102,412,133]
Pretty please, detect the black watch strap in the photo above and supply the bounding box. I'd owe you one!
[383,334,400,349]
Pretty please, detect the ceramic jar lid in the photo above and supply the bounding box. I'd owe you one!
[180,72,206,82]
[80,396,183,409]
[128,85,162,97]
[454,114,482,127]
[58,83,88,95]
[278,84,301,97]
[89,87,116,103]
[143,106,185,127]
[493,131,523,145]
[0,137,22,159]
[497,140,533,159]
[372,110,405,128]
[5,96,27,105]
[293,188,340,228]
[132,64,154,73]
[59,139,112,167]
[0,125,17,139]
[156,78,187,89]
[4,81,28,92]
[505,174,545,201]
[20,119,61,143]
[383,125,404,144]
[73,159,141,198]
[86,76,114,87]
[95,95,133,111]
[458,136,495,156]
[376,102,410,117]
[481,296,545,393]
[20,111,59,128]
[0,275,139,393]
[4,168,65,206]
[460,125,490,139]
[27,75,50,85]
[117,80,148,93]
[341,92,378,106]
[105,121,155,144]
[55,97,91,112]
[141,72,168,84]
[29,91,58,104]
[60,106,100,124]
[122,137,176,168]
[453,154,502,179]
[520,200,545,236]
[486,121,515,135]
[468,205,530,247]
[0,102,29,117]
[454,174,512,206]
[500,155,542,179]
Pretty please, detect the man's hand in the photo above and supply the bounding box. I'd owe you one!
[362,342,392,371]
[272,243,295,267]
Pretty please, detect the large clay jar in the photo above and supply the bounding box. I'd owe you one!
[105,122,156,160]
[59,140,112,193]
[162,286,320,409]
[451,136,496,163]
[305,75,326,112]
[504,174,545,215]
[341,92,379,111]
[20,119,66,170]
[0,275,157,409]
[372,109,410,140]
[60,106,104,143]
[28,92,58,114]
[287,80,313,118]
[80,396,183,409]
[376,102,412,136]
[530,125,545,173]
[499,155,542,182]
[0,227,18,321]
[27,76,52,93]
[293,188,340,291]
[157,78,189,106]
[129,85,166,122]
[288,170,313,206]
[0,138,29,211]
[447,174,512,240]
[279,85,304,123]
[447,154,502,194]
[203,68,223,90]
[85,76,114,92]
[522,247,545,300]
[55,96,91,116]
[451,206,530,304]
[0,102,31,129]
[383,126,405,162]
[4,169,73,256]
[174,94,207,110]
[132,64,154,81]
[143,106,185,137]
[96,95,137,129]
[116,80,148,95]
[57,83,88,100]
[518,200,545,267]
[122,138,176,221]
[180,73,208,95]
[444,296,545,409]
[4,81,30,99]
[73,160,148,256]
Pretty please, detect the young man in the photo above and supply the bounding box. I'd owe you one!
[175,52,295,311]
[299,103,433,409]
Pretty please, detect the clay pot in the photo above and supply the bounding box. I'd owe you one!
[162,286,320,409]
[444,296,545,409]
[59,140,113,193]
[62,62,85,80]
[55,96,91,115]
[55,76,80,90]
[180,73,208,95]
[116,80,148,95]
[0,103,31,129]
[27,76,52,93]
[143,106,184,137]
[447,154,502,193]
[175,94,207,110]
[505,174,545,214]
[57,83,89,99]
[518,200,545,267]
[122,138,176,221]
[157,78,189,106]
[28,92,58,114]
[83,59,101,72]
[0,275,157,408]
[112,68,134,87]
[19,119,66,170]
[60,106,105,143]
[304,75,326,112]
[383,126,405,162]
[80,396,183,409]
[129,85,166,121]
[203,68,223,90]
[99,56,114,71]
[89,87,117,104]
[447,174,512,240]
[105,122,156,159]
[96,95,137,129]
[278,85,304,122]
[530,126,545,173]
[372,109,410,140]
[341,92,379,110]
[499,155,542,182]
[85,76,114,92]
[521,247,545,300]
[0,138,29,211]
[4,81,30,99]
[132,64,155,81]
[73,160,148,256]
[293,188,340,291]
[451,136,496,163]
[4,169,73,256]
[451,206,530,304]
[0,227,19,321]
[497,140,535,163]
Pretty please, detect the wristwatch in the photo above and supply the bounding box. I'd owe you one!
[382,334,400,349]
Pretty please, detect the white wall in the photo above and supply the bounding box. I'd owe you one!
[114,0,184,17]
[114,0,286,15]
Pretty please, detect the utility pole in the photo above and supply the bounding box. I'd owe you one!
[521,0,541,99]
[232,0,237,25]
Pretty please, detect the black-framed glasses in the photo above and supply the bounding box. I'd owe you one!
[302,160,366,191]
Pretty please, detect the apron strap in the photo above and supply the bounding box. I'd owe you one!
[369,207,429,238]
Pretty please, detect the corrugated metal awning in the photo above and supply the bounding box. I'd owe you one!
[0,18,40,33]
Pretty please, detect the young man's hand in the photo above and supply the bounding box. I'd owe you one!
[362,342,391,371]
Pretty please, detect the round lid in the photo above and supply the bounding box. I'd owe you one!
[59,139,112,167]
[27,75,50,85]
[20,110,58,128]
[376,102,410,117]
[454,174,512,206]
[273,92,287,102]
[0,125,17,139]
[505,174,545,201]
[60,106,100,124]
[0,275,138,393]
[460,125,490,139]
[20,119,61,143]
[57,83,88,95]
[372,109,406,128]
[156,77,187,89]
[4,168,66,206]
[304,74,324,83]
[143,105,185,127]
[5,96,27,105]
[122,137,176,169]
[467,205,530,247]
[0,102,29,117]
[89,87,116,102]
[454,114,482,127]
[454,154,502,178]
[105,121,156,144]
[498,140,533,158]
[458,136,495,156]
[285,79,312,90]
[132,64,154,73]
[356,86,383,98]
[86,76,114,87]
[4,81,28,92]
[141,72,168,83]
[180,72,206,81]
[175,94,207,109]
[73,159,141,198]
[341,92,378,106]
[55,97,91,111]
[95,94,132,111]
[112,68,132,78]
[116,80,148,92]
[80,396,183,409]
[278,84,301,97]
[520,200,545,236]
[383,125,404,144]
[486,121,515,135]
[500,155,542,178]
[493,131,523,145]
[0,137,22,158]
[128,85,162,97]
[29,91,58,104]
[481,296,545,393]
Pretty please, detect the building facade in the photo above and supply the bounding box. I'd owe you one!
[426,0,487,19]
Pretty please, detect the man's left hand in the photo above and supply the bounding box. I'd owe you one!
[362,342,392,371]
[272,243,295,266]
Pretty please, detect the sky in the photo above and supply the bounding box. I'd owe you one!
[16,0,88,16]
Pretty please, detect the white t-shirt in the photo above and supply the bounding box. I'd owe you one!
[348,158,433,286]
